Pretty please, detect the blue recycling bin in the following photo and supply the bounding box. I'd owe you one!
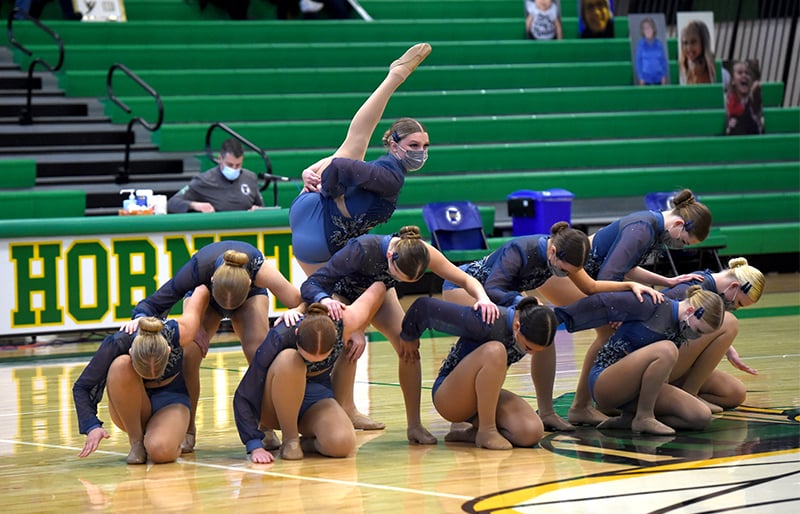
[507,189,574,236]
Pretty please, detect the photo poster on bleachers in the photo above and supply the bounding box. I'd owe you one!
[723,59,765,136]
[676,11,716,85]
[524,0,563,40]
[73,0,127,22]
[628,13,670,86]
[577,0,614,39]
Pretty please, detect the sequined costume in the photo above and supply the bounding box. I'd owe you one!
[585,210,666,280]
[233,317,345,453]
[441,235,553,306]
[400,297,525,395]
[301,234,398,304]
[72,319,187,435]
[289,154,405,264]
[131,240,267,319]
[555,292,687,397]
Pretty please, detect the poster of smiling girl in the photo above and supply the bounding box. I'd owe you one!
[677,11,716,85]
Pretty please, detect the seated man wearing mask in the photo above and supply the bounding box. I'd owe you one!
[168,138,264,213]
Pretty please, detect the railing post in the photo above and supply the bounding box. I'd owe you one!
[727,0,744,62]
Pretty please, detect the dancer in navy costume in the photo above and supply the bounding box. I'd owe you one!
[123,240,303,453]
[301,225,498,444]
[234,283,386,462]
[536,189,712,425]
[74,286,209,465]
[290,43,432,277]
[661,257,765,410]
[555,286,724,435]
[399,297,557,449]
[441,222,663,431]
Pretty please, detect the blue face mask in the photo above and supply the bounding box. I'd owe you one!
[221,166,241,181]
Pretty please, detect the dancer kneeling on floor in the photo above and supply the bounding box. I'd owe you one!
[554,285,724,435]
[74,287,209,465]
[234,283,386,462]
[400,296,557,450]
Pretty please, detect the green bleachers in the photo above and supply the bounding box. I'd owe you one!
[9,19,533,45]
[103,83,784,124]
[358,0,532,20]
[358,0,577,20]
[60,61,668,98]
[0,160,37,189]
[0,190,86,219]
[21,38,662,71]
[701,192,800,224]
[216,133,800,183]
[718,223,800,256]
[153,108,799,151]
[267,162,800,215]
[2,6,796,262]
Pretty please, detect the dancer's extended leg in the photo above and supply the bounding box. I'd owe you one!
[332,43,431,161]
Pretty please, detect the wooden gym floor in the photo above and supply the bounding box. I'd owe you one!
[0,275,798,513]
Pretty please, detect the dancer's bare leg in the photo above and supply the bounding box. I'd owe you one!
[180,305,222,453]
[568,326,614,425]
[332,355,386,430]
[332,43,432,161]
[538,276,609,426]
[372,291,436,444]
[530,345,574,431]
[670,312,739,411]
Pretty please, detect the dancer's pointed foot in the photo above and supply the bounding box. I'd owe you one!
[180,432,195,454]
[389,43,432,81]
[444,425,477,444]
[349,411,386,431]
[632,416,676,436]
[280,438,304,460]
[539,412,576,432]
[262,429,281,451]
[126,440,147,465]
[597,412,635,430]
[475,428,512,450]
[567,405,609,426]
[407,424,437,445]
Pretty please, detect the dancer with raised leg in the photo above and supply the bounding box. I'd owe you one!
[290,43,432,278]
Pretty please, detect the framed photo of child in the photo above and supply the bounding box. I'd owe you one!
[628,13,670,85]
[723,59,765,135]
[578,0,614,39]
[525,0,563,40]
[677,11,716,85]
[73,0,127,22]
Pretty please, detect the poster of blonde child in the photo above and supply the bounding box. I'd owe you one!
[677,11,716,85]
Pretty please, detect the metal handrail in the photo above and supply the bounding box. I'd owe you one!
[6,8,65,125]
[106,63,164,184]
[204,122,289,208]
